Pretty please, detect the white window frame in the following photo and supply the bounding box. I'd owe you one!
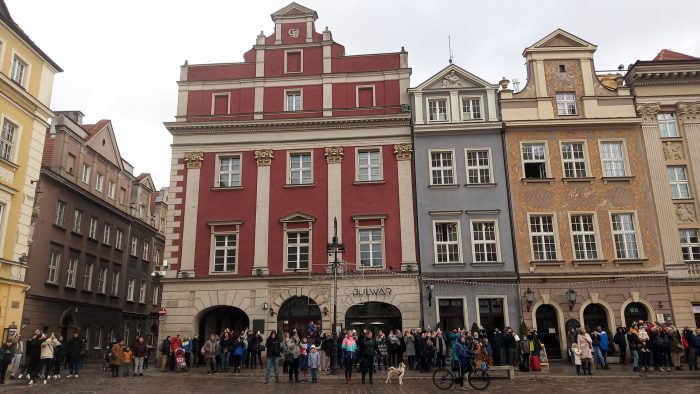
[83,261,93,291]
[47,249,61,284]
[285,230,311,271]
[130,236,138,256]
[115,229,123,250]
[95,172,104,192]
[215,154,242,188]
[284,49,304,73]
[657,113,679,138]
[88,217,98,239]
[470,219,501,263]
[142,241,150,261]
[432,220,463,264]
[528,213,559,261]
[355,147,383,182]
[55,201,66,227]
[668,166,691,199]
[569,212,601,261]
[680,229,700,262]
[460,96,483,121]
[287,151,313,185]
[111,270,120,296]
[139,280,147,303]
[355,85,376,108]
[560,141,589,178]
[107,181,116,199]
[358,227,384,269]
[285,89,303,112]
[521,141,550,179]
[556,93,577,115]
[126,278,135,301]
[97,266,107,293]
[0,117,18,162]
[139,203,146,218]
[598,140,630,177]
[210,92,231,115]
[152,284,160,305]
[72,209,82,233]
[10,53,29,86]
[465,148,493,184]
[429,149,456,186]
[427,97,449,122]
[81,164,91,184]
[475,295,510,329]
[435,296,469,332]
[211,232,238,274]
[102,224,111,245]
[609,211,644,260]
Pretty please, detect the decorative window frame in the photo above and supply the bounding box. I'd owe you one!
[520,141,551,180]
[657,113,679,138]
[352,214,387,270]
[459,95,484,121]
[555,92,577,115]
[426,96,450,123]
[526,212,561,262]
[435,296,469,331]
[9,50,31,88]
[355,147,383,182]
[464,147,493,185]
[107,181,116,199]
[281,213,315,272]
[559,140,591,179]
[208,220,242,275]
[567,211,603,261]
[469,219,501,264]
[284,49,304,74]
[95,172,104,192]
[475,295,510,329]
[214,153,243,188]
[284,88,303,112]
[287,150,314,185]
[668,165,692,200]
[0,113,22,164]
[210,92,231,115]
[355,85,376,108]
[428,148,457,186]
[431,219,463,265]
[679,229,700,262]
[598,139,631,178]
[608,210,645,260]
[54,200,66,227]
[81,163,91,184]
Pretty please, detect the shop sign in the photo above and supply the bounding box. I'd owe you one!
[351,287,392,297]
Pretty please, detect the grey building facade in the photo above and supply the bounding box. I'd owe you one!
[410,64,520,332]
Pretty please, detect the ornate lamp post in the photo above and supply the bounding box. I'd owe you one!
[566,288,577,311]
[326,217,345,375]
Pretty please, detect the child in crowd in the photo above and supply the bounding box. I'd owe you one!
[571,343,582,375]
[308,345,320,384]
[299,345,309,383]
[122,346,133,377]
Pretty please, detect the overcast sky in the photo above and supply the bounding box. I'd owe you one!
[7,0,700,188]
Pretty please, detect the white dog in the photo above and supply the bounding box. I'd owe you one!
[385,362,405,385]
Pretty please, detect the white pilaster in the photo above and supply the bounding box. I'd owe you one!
[255,49,265,78]
[325,147,343,262]
[486,90,497,121]
[394,144,417,269]
[254,83,264,120]
[449,91,460,122]
[323,81,332,117]
[180,152,203,275]
[253,150,273,275]
[414,93,424,125]
[580,58,595,96]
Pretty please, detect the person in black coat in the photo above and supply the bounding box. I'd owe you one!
[25,330,42,385]
[613,327,627,365]
[414,332,429,372]
[492,328,504,366]
[358,331,380,384]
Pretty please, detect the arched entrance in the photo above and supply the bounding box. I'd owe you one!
[623,302,648,327]
[564,319,581,348]
[277,296,322,336]
[535,304,561,359]
[198,306,250,339]
[583,304,609,332]
[345,302,402,335]
[61,315,74,339]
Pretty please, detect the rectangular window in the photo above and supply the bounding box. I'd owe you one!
[289,152,312,184]
[570,214,599,260]
[530,215,557,261]
[55,201,66,227]
[213,234,237,272]
[83,262,93,291]
[72,209,82,233]
[65,256,77,287]
[0,119,17,161]
[81,164,91,184]
[680,229,700,261]
[139,204,146,218]
[600,142,627,177]
[97,266,107,293]
[152,284,160,305]
[47,250,61,284]
[107,181,116,199]
[139,280,147,303]
[358,228,383,268]
[668,166,691,199]
[556,93,577,115]
[130,236,138,256]
[471,220,499,263]
[111,271,119,296]
[461,98,482,120]
[286,91,302,112]
[10,55,27,85]
[286,51,302,73]
[611,213,640,259]
[561,142,588,178]
[522,143,548,179]
[356,149,382,181]
[438,299,465,331]
[127,278,135,301]
[218,156,241,187]
[95,173,104,192]
[102,224,111,245]
[154,248,162,265]
[466,150,491,184]
[658,113,679,138]
[429,150,455,185]
[286,231,310,270]
[357,87,374,108]
[212,94,229,115]
[119,187,126,205]
[434,222,461,263]
[115,229,123,250]
[143,241,149,261]
[428,99,448,122]
[88,217,98,239]
[67,153,76,175]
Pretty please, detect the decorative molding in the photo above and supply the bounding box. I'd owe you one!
[393,143,413,161]
[676,203,697,223]
[663,141,683,161]
[254,149,274,166]
[324,146,344,164]
[441,70,464,87]
[677,102,700,124]
[184,151,203,169]
[636,103,660,124]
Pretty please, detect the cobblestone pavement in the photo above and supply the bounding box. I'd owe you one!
[2,364,698,393]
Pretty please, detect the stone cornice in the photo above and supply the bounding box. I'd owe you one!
[165,114,411,135]
[503,117,641,128]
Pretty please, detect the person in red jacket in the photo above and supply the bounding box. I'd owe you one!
[132,337,149,376]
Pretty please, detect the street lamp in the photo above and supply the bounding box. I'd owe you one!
[326,217,345,375]
[566,289,577,311]
[524,288,535,311]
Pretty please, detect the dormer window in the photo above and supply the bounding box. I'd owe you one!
[556,93,577,115]
[428,99,448,122]
[461,98,482,120]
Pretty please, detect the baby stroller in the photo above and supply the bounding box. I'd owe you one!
[175,348,187,372]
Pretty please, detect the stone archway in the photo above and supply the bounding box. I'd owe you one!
[620,298,656,327]
[196,306,250,339]
[579,298,616,333]
[58,308,78,339]
[277,296,322,336]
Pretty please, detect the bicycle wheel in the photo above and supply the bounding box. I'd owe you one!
[467,369,490,390]
[432,368,454,390]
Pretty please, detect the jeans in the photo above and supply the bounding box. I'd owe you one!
[593,346,604,366]
[221,351,230,370]
[631,349,639,369]
[311,367,318,382]
[507,348,518,366]
[288,358,299,381]
[206,358,216,374]
[436,351,446,368]
[344,357,353,380]
[688,347,697,369]
[135,357,145,374]
[265,356,280,382]
[9,354,22,376]
[618,346,626,364]
[361,355,374,382]
[68,356,81,376]
[640,350,651,369]
[41,358,53,378]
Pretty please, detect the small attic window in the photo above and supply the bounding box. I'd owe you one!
[559,65,566,72]
[102,139,106,146]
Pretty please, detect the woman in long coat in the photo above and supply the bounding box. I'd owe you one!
[404,331,416,370]
[576,328,593,375]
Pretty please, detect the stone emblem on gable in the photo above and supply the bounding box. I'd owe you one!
[288,28,300,38]
[442,70,464,87]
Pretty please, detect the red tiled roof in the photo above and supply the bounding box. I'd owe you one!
[81,119,110,140]
[42,134,54,165]
[653,49,699,61]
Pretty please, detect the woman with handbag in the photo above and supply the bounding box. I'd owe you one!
[341,331,357,384]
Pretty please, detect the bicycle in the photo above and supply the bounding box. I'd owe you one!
[432,359,490,391]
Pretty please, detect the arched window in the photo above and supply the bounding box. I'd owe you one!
[345,302,402,335]
[624,302,648,326]
[277,296,321,336]
[583,304,609,332]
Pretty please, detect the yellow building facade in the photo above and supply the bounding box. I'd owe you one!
[0,1,61,338]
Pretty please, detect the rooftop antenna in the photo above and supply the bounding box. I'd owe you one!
[448,35,454,64]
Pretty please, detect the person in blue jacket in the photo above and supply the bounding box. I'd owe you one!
[598,326,610,369]
[454,335,475,390]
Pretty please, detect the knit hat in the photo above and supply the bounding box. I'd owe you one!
[310,345,316,349]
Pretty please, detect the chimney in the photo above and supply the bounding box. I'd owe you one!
[59,111,85,125]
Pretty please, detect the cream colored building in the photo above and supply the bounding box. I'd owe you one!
[0,1,61,338]
[626,49,700,328]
